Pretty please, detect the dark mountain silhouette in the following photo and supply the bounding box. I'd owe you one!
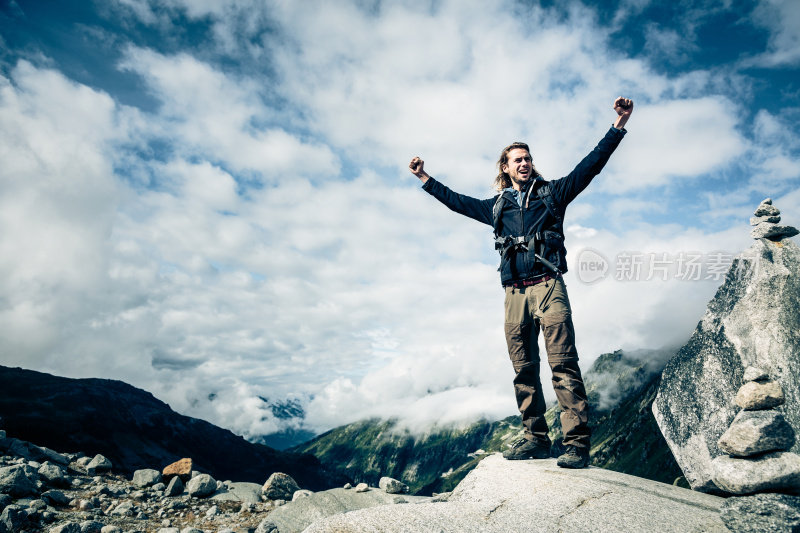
[0,365,345,490]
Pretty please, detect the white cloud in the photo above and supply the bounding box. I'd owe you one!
[747,0,800,67]
[2,0,798,442]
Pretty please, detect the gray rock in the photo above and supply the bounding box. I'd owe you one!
[164,476,184,497]
[0,505,30,533]
[343,483,352,489]
[100,526,122,533]
[742,366,769,382]
[186,473,216,498]
[303,454,727,533]
[712,451,800,494]
[653,237,800,492]
[750,215,781,226]
[132,469,161,488]
[110,500,134,516]
[378,477,409,494]
[49,523,82,533]
[204,504,218,517]
[179,528,203,533]
[718,410,795,456]
[753,201,779,217]
[42,489,71,507]
[262,473,300,501]
[80,520,104,533]
[0,493,10,512]
[292,489,313,501]
[0,465,38,497]
[2,438,69,466]
[751,222,799,240]
[39,462,70,487]
[720,493,800,533]
[736,379,785,410]
[209,482,262,504]
[85,455,112,475]
[157,529,179,533]
[256,486,430,533]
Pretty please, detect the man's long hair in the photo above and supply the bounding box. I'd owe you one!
[493,141,543,191]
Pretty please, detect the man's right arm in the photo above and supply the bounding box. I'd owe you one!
[408,156,494,226]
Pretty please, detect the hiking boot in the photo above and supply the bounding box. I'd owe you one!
[503,438,551,460]
[556,445,590,469]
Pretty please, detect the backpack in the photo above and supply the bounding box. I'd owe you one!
[492,182,564,274]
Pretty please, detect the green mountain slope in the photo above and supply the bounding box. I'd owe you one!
[293,349,684,495]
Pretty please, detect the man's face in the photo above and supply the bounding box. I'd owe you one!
[503,148,533,190]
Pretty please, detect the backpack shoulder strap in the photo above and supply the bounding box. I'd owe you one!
[535,182,563,224]
[492,193,507,237]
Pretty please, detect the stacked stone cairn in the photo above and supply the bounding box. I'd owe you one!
[710,367,800,532]
[750,198,799,240]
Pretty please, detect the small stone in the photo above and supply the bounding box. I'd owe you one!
[712,451,800,494]
[86,455,112,476]
[75,457,92,468]
[179,528,204,533]
[754,201,779,216]
[100,526,122,533]
[205,504,218,517]
[165,476,184,497]
[292,489,313,501]
[354,483,369,493]
[110,500,134,516]
[49,523,82,533]
[720,493,800,533]
[1,505,31,532]
[42,490,71,507]
[152,482,166,491]
[132,469,162,488]
[39,462,70,488]
[157,529,179,533]
[261,473,300,501]
[736,380,785,410]
[343,483,352,489]
[742,366,769,382]
[28,499,46,510]
[186,473,217,498]
[750,215,781,226]
[719,410,795,456]
[392,496,407,504]
[80,520,104,533]
[751,222,799,240]
[379,477,409,494]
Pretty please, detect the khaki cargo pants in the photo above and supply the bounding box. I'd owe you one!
[504,277,590,449]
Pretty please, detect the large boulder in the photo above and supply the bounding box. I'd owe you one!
[0,465,38,497]
[301,454,727,532]
[720,493,800,533]
[262,473,301,501]
[653,236,800,492]
[186,473,217,498]
[132,469,162,488]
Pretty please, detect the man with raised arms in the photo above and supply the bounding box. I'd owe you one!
[408,97,633,468]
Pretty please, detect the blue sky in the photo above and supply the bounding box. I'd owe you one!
[1,0,798,440]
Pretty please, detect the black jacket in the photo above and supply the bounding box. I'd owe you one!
[422,127,626,285]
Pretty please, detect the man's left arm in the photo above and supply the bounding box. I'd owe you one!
[552,97,634,206]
